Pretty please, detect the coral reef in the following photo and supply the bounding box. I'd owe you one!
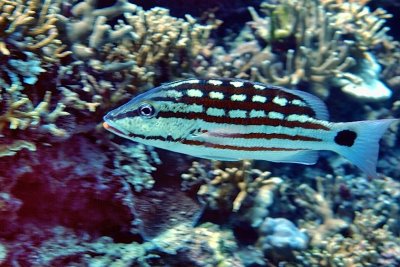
[111,143,161,192]
[297,209,400,266]
[0,0,70,157]
[294,178,349,246]
[195,0,394,100]
[56,0,219,114]
[1,0,219,159]
[0,0,67,59]
[195,160,282,216]
[4,222,241,266]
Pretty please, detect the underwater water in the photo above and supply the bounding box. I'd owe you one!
[0,0,399,266]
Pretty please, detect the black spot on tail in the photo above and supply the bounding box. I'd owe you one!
[335,130,357,147]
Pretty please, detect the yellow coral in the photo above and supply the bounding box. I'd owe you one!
[321,0,392,51]
[0,0,69,60]
[298,208,400,266]
[56,2,219,113]
[243,0,393,98]
[196,160,281,212]
[0,140,36,157]
[0,88,68,133]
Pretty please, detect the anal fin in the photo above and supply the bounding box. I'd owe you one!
[269,150,319,165]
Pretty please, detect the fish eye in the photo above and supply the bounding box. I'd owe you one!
[138,103,156,118]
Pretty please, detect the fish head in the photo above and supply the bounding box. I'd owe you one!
[103,85,197,148]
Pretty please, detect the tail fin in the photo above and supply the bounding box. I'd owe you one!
[333,119,398,178]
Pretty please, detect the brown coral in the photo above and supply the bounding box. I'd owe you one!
[195,160,281,213]
[0,0,68,60]
[298,209,400,266]
[55,1,219,115]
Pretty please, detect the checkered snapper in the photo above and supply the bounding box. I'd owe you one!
[103,78,397,177]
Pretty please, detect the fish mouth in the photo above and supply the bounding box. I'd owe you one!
[103,121,128,137]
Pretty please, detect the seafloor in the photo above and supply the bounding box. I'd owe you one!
[0,0,399,266]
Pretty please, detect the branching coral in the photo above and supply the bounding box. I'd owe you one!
[0,0,68,61]
[276,171,400,266]
[249,0,392,99]
[0,0,71,157]
[56,0,219,114]
[250,2,355,92]
[181,160,211,191]
[0,72,69,156]
[298,209,400,266]
[0,139,36,157]
[320,0,392,51]
[1,0,218,158]
[294,176,349,246]
[196,0,393,100]
[194,160,282,220]
[0,86,68,133]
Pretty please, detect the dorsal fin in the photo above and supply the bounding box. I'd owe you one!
[281,88,330,121]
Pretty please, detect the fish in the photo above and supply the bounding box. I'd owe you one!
[103,78,398,177]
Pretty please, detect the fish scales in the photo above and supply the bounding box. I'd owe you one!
[103,78,398,177]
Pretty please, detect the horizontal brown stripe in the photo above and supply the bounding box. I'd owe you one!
[126,129,321,143]
[158,111,330,130]
[153,96,314,117]
[127,131,308,152]
[181,139,305,152]
[129,130,323,142]
[206,132,323,141]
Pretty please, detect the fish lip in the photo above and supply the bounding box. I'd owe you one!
[103,115,129,137]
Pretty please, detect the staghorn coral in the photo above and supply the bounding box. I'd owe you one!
[196,160,276,212]
[0,0,68,60]
[320,0,392,51]
[249,1,356,93]
[181,160,212,191]
[196,0,393,100]
[294,176,349,247]
[249,0,393,99]
[2,0,218,158]
[0,0,71,157]
[267,169,400,266]
[0,1,398,266]
[192,160,284,233]
[0,74,70,157]
[0,70,69,156]
[0,139,36,157]
[0,84,68,133]
[56,0,219,114]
